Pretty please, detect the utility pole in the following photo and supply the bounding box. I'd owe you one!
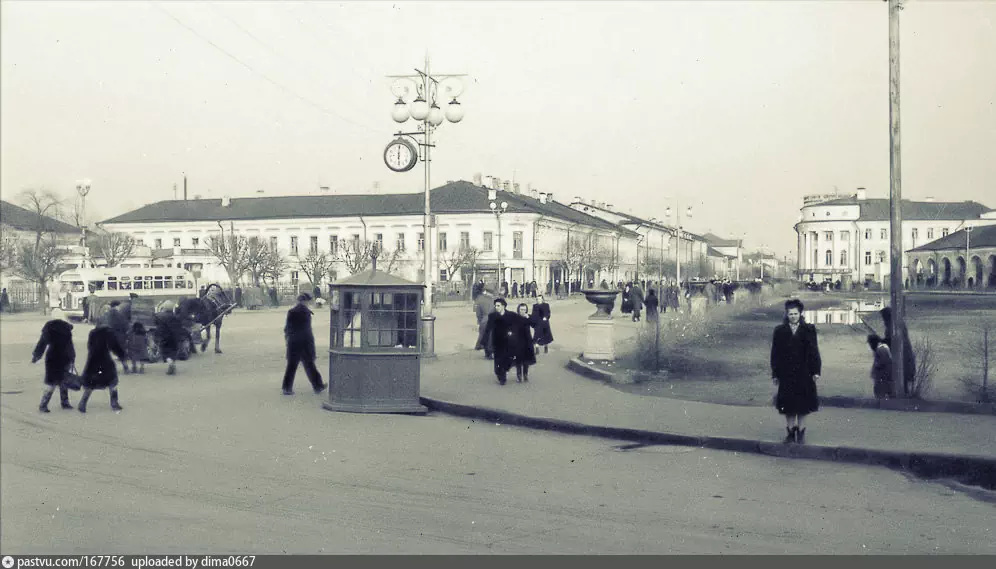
[183,173,188,201]
[888,0,907,393]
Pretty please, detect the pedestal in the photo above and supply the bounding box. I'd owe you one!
[583,317,615,361]
[420,314,436,358]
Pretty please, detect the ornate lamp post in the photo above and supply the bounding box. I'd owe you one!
[490,199,508,292]
[665,203,692,287]
[75,179,92,261]
[966,225,975,288]
[385,56,467,357]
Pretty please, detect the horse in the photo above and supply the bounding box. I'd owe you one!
[178,285,234,354]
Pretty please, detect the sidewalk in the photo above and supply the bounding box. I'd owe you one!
[419,345,996,489]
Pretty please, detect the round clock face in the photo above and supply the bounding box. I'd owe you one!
[384,139,418,172]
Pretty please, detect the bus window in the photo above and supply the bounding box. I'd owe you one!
[108,281,118,290]
[88,281,105,291]
[187,281,194,289]
[154,277,164,289]
[164,277,174,289]
[133,281,143,290]
[120,281,132,290]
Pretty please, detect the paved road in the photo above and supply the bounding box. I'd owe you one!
[2,306,994,554]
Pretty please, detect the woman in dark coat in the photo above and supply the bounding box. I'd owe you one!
[483,297,520,385]
[78,326,127,413]
[282,294,326,395]
[770,298,821,444]
[511,303,538,382]
[32,318,77,412]
[530,294,554,354]
[881,307,915,397]
[474,288,497,359]
[154,302,186,375]
[644,289,660,322]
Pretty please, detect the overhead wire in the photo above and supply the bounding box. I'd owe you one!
[152,2,382,139]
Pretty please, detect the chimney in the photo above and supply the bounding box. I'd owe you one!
[530,189,539,199]
[547,192,554,203]
[483,175,493,188]
[183,174,188,201]
[493,178,502,190]
[855,187,867,200]
[606,204,613,210]
[539,193,548,204]
[473,172,483,186]
[513,183,521,195]
[924,196,934,202]
[221,196,232,207]
[502,181,511,193]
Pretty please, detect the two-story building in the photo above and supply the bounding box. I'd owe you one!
[99,181,642,293]
[795,188,994,288]
[1,199,85,307]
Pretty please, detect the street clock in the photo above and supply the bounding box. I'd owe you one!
[384,137,419,173]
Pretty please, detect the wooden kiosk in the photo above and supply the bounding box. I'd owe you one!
[323,256,427,414]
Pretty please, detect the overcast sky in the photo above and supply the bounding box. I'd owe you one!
[2,0,994,257]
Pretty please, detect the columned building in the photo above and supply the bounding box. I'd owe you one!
[794,188,993,288]
[906,224,996,289]
[100,181,639,293]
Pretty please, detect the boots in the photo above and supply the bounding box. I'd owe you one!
[59,387,73,410]
[166,359,176,375]
[78,389,92,414]
[516,366,523,383]
[522,367,529,382]
[39,390,54,413]
[110,389,123,411]
[796,428,806,444]
[783,426,798,444]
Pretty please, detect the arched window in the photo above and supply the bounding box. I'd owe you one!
[840,250,848,267]
[825,250,833,266]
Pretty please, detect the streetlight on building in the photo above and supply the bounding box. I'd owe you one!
[665,203,692,287]
[490,200,509,290]
[385,56,467,357]
[966,225,975,287]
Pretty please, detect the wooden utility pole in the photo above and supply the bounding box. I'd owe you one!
[888,0,907,392]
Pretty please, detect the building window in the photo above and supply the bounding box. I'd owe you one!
[877,251,886,263]
[173,238,181,247]
[396,233,405,251]
[290,236,299,256]
[438,232,447,252]
[330,235,338,255]
[418,233,425,252]
[825,250,833,266]
[439,269,448,282]
[270,236,278,250]
[154,238,162,249]
[310,236,318,254]
[290,271,299,286]
[942,228,949,237]
[865,251,872,265]
[864,229,872,240]
[460,231,471,250]
[911,228,918,240]
[513,231,523,259]
[839,231,849,242]
[880,229,887,240]
[374,233,384,252]
[840,250,847,267]
[927,228,934,240]
[191,237,199,247]
[483,231,494,252]
[824,232,833,241]
[137,239,145,247]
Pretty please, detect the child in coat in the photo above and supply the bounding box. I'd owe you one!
[128,321,149,374]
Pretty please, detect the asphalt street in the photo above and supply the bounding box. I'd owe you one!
[1,306,993,554]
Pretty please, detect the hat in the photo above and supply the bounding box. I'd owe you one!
[297,293,313,302]
[160,300,176,312]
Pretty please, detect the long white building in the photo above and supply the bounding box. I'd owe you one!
[795,188,994,288]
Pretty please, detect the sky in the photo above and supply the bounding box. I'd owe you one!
[2,0,994,258]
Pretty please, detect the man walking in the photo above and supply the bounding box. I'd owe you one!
[282,293,327,396]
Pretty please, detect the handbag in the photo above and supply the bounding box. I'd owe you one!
[63,365,83,391]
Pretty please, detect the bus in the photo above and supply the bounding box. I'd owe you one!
[58,267,198,321]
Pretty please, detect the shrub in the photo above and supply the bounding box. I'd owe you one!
[910,335,937,400]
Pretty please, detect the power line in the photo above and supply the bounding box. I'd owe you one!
[153,3,380,137]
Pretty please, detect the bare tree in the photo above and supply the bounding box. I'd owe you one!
[910,335,938,400]
[439,245,481,284]
[297,250,337,289]
[11,190,71,312]
[261,247,288,286]
[379,247,406,275]
[244,237,272,286]
[0,224,19,275]
[337,238,375,275]
[963,320,994,403]
[92,232,137,267]
[207,233,251,286]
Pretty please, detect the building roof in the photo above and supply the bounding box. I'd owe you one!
[0,200,80,234]
[570,201,706,241]
[817,197,992,221]
[100,181,637,237]
[707,246,735,258]
[334,266,423,287]
[702,232,742,248]
[908,224,996,253]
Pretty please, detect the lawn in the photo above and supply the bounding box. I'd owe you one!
[613,291,996,407]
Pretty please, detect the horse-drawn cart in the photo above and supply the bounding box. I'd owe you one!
[130,297,195,363]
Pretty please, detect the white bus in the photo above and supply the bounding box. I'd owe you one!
[58,267,198,320]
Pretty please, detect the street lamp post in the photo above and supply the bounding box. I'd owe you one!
[665,203,692,289]
[490,200,508,292]
[75,179,92,263]
[966,225,974,288]
[386,56,467,357]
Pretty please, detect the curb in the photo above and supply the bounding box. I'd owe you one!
[419,396,996,491]
[567,357,996,416]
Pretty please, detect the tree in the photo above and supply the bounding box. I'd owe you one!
[0,224,19,275]
[963,320,994,403]
[92,232,137,267]
[337,237,375,275]
[261,247,288,286]
[559,230,601,283]
[297,250,337,289]
[245,237,283,286]
[439,245,481,285]
[11,190,70,312]
[207,231,251,286]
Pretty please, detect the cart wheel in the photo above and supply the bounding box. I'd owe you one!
[178,338,191,361]
[147,334,162,363]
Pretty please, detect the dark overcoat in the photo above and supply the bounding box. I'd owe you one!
[33,319,76,386]
[104,307,130,352]
[508,312,537,367]
[485,311,534,371]
[284,303,317,361]
[82,326,126,390]
[770,318,822,416]
[474,293,497,352]
[530,302,554,346]
[154,310,186,360]
[644,292,660,320]
[884,321,916,389]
